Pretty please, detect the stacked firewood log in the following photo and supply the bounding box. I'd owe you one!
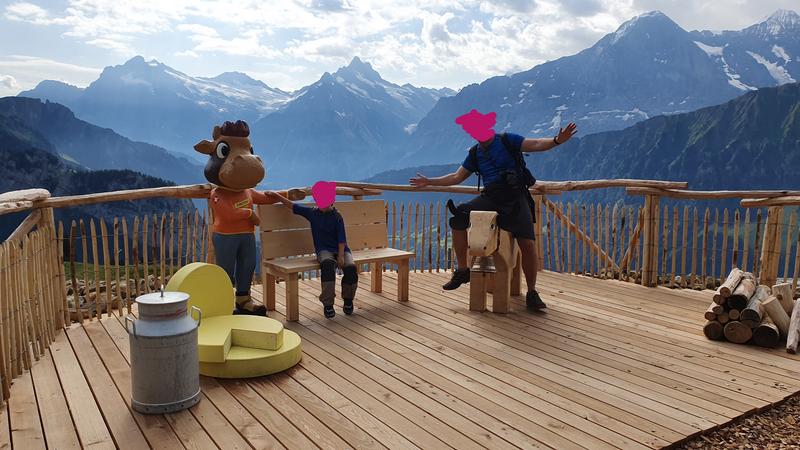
[703,268,800,352]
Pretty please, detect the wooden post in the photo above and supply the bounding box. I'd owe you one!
[759,206,782,287]
[641,195,660,287]
[397,259,409,302]
[285,274,299,322]
[370,262,383,293]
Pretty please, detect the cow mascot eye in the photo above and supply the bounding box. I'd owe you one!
[216,142,230,159]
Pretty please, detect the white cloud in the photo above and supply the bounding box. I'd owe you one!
[0,56,101,95]
[0,74,20,96]
[1,0,797,91]
[4,2,49,24]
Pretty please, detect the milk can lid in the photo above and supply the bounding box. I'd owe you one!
[136,289,190,305]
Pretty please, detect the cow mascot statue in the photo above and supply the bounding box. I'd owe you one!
[194,120,274,316]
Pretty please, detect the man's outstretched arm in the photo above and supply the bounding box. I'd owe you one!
[521,122,578,152]
[409,166,472,188]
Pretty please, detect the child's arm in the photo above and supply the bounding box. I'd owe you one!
[264,191,294,209]
[253,189,305,205]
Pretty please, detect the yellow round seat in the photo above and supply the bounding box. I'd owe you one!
[166,263,302,379]
[199,330,302,379]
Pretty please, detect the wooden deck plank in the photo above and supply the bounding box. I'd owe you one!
[218,379,319,450]
[269,370,388,449]
[66,326,150,450]
[533,278,800,388]
[12,269,800,450]
[82,320,184,449]
[289,336,459,449]
[199,376,286,450]
[8,371,45,449]
[292,281,704,438]
[259,297,525,450]
[264,286,582,450]
[289,355,424,449]
[247,376,352,450]
[0,403,10,450]
[291,282,640,450]
[187,391,251,450]
[49,331,115,449]
[403,274,768,410]
[535,276,800,374]
[29,346,81,449]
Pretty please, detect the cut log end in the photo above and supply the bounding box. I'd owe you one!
[723,321,753,344]
[703,321,724,341]
[753,318,780,348]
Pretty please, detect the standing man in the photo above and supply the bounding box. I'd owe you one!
[410,109,577,310]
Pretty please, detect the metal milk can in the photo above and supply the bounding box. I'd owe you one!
[125,290,202,414]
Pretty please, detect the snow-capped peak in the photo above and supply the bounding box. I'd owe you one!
[609,10,677,44]
[746,9,800,36]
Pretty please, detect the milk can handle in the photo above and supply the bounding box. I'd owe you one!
[191,306,202,327]
[124,315,137,337]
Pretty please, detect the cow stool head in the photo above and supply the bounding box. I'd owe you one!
[194,120,264,190]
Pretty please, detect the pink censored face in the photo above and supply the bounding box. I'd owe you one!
[455,109,496,142]
[311,181,336,209]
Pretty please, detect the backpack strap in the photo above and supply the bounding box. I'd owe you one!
[468,144,481,192]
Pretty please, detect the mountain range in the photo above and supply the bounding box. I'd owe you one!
[0,97,202,185]
[368,81,800,208]
[15,9,800,190]
[0,135,192,241]
[399,9,800,167]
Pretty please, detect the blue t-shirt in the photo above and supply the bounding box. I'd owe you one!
[461,133,525,186]
[292,204,350,254]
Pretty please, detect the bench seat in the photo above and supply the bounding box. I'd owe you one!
[264,248,413,273]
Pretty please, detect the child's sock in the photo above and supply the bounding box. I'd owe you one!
[324,305,335,319]
[343,298,354,315]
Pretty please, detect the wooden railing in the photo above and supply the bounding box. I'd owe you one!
[1,179,799,404]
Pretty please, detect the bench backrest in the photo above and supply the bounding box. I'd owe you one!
[259,200,388,260]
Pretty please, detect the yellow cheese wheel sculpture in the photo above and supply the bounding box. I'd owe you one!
[166,263,302,378]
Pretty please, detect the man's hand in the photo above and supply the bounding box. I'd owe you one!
[556,122,578,145]
[410,172,431,188]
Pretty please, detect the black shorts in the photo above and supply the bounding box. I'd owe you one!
[449,185,536,240]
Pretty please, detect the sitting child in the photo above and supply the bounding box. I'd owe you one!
[267,183,358,318]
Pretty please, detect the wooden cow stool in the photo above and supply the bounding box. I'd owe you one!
[468,211,521,313]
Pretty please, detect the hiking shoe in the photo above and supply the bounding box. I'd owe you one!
[343,299,354,315]
[443,268,470,290]
[324,305,336,319]
[526,291,547,310]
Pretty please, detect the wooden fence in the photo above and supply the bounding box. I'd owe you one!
[58,211,213,324]
[0,219,67,403]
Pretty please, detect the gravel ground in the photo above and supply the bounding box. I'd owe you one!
[677,394,800,449]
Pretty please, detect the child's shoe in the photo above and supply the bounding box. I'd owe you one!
[343,299,354,315]
[324,305,336,319]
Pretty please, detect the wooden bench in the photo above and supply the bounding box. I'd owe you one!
[259,200,414,321]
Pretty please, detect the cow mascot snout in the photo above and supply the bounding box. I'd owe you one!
[195,120,272,316]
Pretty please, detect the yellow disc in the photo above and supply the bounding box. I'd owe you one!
[165,262,234,319]
[198,316,284,363]
[199,330,302,378]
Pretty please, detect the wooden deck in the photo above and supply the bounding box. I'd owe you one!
[1,270,799,449]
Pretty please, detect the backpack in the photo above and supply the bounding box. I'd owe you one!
[468,132,537,191]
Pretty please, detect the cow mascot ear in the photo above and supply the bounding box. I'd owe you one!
[194,126,222,155]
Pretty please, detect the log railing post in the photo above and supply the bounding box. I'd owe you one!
[759,206,783,287]
[641,195,661,287]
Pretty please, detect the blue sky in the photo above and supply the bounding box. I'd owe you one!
[0,0,796,97]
